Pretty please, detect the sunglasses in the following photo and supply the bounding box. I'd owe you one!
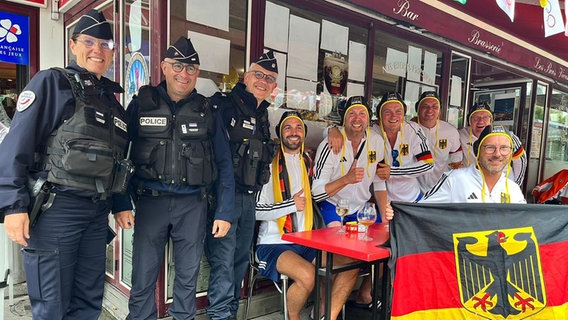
[392,150,400,167]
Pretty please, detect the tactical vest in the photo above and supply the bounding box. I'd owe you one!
[227,93,273,187]
[131,85,217,186]
[38,68,129,196]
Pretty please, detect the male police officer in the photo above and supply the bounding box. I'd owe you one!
[115,37,235,320]
[1,9,131,319]
[205,51,279,320]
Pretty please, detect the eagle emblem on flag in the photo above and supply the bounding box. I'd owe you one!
[453,227,546,319]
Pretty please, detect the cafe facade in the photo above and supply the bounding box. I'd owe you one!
[2,0,568,318]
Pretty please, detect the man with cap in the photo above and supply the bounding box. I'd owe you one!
[413,91,463,193]
[254,111,316,320]
[459,102,527,186]
[1,9,131,319]
[114,36,235,320]
[373,92,434,203]
[423,125,526,203]
[311,96,388,319]
[204,51,279,320]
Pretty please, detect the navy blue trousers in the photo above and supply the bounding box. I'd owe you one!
[127,193,206,320]
[205,191,256,320]
[23,192,109,320]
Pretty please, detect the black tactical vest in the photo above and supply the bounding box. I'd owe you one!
[227,93,273,187]
[39,68,129,195]
[131,85,217,186]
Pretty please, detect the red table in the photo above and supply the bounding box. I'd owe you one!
[282,223,391,320]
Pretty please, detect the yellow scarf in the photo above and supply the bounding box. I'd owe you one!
[272,149,313,235]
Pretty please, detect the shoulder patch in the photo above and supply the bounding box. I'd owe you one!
[16,91,36,112]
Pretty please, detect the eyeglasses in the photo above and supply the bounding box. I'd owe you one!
[163,61,199,75]
[392,150,400,167]
[481,145,512,155]
[471,115,492,122]
[251,71,277,84]
[76,37,115,51]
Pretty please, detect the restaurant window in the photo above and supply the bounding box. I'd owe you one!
[123,0,151,106]
[371,29,442,121]
[543,89,568,179]
[448,52,470,128]
[170,0,247,98]
[262,0,369,126]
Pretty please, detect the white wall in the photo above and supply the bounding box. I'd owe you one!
[38,1,65,70]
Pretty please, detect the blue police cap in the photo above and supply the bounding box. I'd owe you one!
[253,50,278,73]
[165,37,200,65]
[73,9,113,40]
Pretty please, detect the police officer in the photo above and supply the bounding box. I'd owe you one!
[205,51,279,320]
[114,37,235,320]
[0,9,130,320]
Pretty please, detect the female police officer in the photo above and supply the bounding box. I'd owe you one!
[0,9,131,320]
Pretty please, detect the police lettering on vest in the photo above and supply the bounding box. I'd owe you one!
[131,86,217,186]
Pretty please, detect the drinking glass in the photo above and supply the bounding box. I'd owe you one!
[336,199,350,233]
[357,203,377,241]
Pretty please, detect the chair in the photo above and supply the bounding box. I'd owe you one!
[245,203,324,320]
[244,244,289,320]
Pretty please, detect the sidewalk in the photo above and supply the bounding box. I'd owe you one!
[3,282,375,320]
[2,282,115,320]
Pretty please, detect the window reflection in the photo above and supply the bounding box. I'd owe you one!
[544,89,568,179]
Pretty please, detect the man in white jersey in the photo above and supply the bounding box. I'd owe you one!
[374,92,434,202]
[413,91,463,193]
[424,125,526,203]
[255,111,357,320]
[312,96,389,314]
[312,96,388,225]
[459,102,526,186]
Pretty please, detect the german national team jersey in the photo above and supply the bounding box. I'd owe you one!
[422,165,526,203]
[256,152,308,245]
[416,120,462,193]
[312,128,386,215]
[372,121,434,202]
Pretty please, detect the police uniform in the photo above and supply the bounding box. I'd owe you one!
[125,37,235,320]
[204,51,278,320]
[0,10,130,320]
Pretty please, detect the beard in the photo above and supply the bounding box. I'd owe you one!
[479,156,508,174]
[282,136,302,152]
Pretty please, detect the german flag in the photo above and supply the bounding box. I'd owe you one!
[390,202,568,319]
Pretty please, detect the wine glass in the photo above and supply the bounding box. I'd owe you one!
[336,199,350,233]
[357,203,377,241]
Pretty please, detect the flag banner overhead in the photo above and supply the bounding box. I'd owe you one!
[390,202,568,320]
